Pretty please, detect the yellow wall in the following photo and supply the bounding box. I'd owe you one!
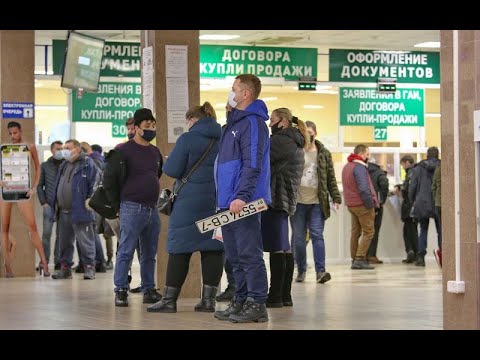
[35,88,69,146]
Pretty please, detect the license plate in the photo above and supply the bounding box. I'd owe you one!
[196,198,268,234]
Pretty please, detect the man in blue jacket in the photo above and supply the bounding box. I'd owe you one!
[213,74,271,323]
[50,139,98,280]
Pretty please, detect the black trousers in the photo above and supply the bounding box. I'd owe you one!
[367,207,384,257]
[403,218,418,254]
[166,251,224,288]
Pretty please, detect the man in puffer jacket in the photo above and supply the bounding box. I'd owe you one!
[342,144,379,270]
[409,147,441,267]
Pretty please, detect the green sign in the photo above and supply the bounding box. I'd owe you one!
[329,49,440,84]
[72,81,141,123]
[200,45,317,80]
[53,40,141,77]
[374,127,388,141]
[340,87,424,126]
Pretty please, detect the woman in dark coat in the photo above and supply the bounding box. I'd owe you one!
[262,107,307,308]
[147,102,223,314]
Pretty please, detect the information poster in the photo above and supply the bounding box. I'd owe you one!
[1,144,30,194]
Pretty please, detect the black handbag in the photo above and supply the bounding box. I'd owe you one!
[89,185,118,220]
[158,139,216,216]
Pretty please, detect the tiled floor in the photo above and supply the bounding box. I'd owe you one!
[0,261,442,330]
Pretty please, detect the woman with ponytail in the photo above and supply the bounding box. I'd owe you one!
[148,102,224,314]
[262,107,306,308]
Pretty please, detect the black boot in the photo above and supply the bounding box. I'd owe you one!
[147,286,180,313]
[283,253,294,306]
[194,284,218,312]
[266,253,286,308]
[415,254,425,267]
[216,284,236,302]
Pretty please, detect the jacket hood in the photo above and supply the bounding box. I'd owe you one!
[419,158,440,172]
[90,151,104,162]
[189,116,222,139]
[368,162,382,172]
[228,99,269,125]
[275,127,305,148]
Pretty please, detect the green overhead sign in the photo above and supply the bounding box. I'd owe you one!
[340,87,425,126]
[71,81,141,123]
[329,49,440,84]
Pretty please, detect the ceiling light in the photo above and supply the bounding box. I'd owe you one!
[303,105,324,109]
[426,113,441,118]
[414,42,440,48]
[261,97,278,102]
[199,34,240,41]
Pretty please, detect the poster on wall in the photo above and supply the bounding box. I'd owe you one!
[0,144,31,202]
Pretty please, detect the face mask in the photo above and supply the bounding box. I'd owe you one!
[310,135,315,144]
[141,129,156,142]
[228,91,239,108]
[62,149,72,161]
[127,133,135,140]
[271,122,282,135]
[53,151,63,160]
[364,157,369,163]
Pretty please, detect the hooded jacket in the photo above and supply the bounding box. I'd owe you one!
[215,99,271,209]
[367,162,389,205]
[409,157,440,219]
[269,127,305,215]
[163,117,223,254]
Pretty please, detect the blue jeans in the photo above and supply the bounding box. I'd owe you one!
[42,205,60,265]
[222,213,268,304]
[291,203,326,273]
[58,211,96,267]
[114,201,160,293]
[418,214,442,256]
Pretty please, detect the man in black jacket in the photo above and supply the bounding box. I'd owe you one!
[400,155,418,263]
[37,140,63,270]
[366,157,389,264]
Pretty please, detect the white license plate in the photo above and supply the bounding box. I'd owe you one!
[196,198,268,234]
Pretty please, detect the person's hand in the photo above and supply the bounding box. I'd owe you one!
[85,198,92,211]
[229,199,246,214]
[333,203,340,211]
[42,203,49,208]
[26,188,36,198]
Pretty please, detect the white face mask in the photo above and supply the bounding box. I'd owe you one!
[228,90,239,108]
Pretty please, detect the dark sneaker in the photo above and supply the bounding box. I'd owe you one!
[316,271,331,284]
[105,260,114,270]
[115,289,128,307]
[215,284,235,302]
[351,260,375,270]
[402,251,416,264]
[295,272,306,282]
[229,297,269,323]
[51,266,72,279]
[96,262,107,273]
[130,286,142,294]
[83,265,96,280]
[434,249,442,268]
[214,299,243,321]
[143,288,162,304]
[74,264,84,273]
[415,255,425,267]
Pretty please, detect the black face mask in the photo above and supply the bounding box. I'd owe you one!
[271,123,282,135]
[127,133,135,140]
[141,129,156,142]
[310,135,315,144]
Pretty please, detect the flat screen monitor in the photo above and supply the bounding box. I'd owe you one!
[61,31,105,92]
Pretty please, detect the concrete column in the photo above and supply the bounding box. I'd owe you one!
[0,31,36,277]
[441,30,480,329]
[141,30,201,298]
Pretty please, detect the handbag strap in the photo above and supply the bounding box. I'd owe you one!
[173,138,216,197]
